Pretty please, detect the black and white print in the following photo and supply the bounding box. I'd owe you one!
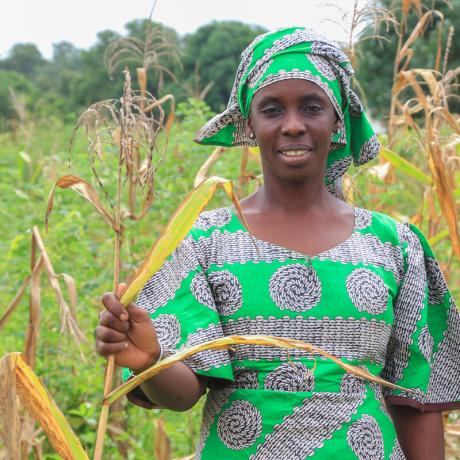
[346,268,388,315]
[307,54,337,80]
[348,88,365,117]
[196,224,404,283]
[390,439,406,460]
[196,387,234,459]
[208,270,243,316]
[247,59,273,88]
[325,156,352,185]
[251,374,366,459]
[354,208,373,230]
[257,69,343,119]
[264,362,315,392]
[269,264,322,311]
[427,300,460,403]
[217,400,263,450]
[425,256,448,305]
[317,231,404,285]
[190,272,216,310]
[369,380,390,417]
[418,325,434,362]
[152,314,181,350]
[137,235,200,312]
[382,223,426,386]
[232,367,260,390]
[193,208,232,232]
[346,415,384,460]
[182,323,231,373]
[356,135,381,165]
[223,316,391,364]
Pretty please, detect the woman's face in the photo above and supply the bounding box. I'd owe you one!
[248,79,339,184]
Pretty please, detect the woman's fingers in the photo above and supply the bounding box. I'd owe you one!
[101,292,129,321]
[95,325,126,343]
[99,310,129,332]
[95,339,128,357]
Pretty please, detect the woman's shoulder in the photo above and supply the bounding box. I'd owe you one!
[354,207,424,248]
[191,207,235,234]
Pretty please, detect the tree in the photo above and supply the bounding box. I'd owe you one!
[181,21,267,111]
[0,43,46,77]
[356,0,460,119]
[0,70,38,129]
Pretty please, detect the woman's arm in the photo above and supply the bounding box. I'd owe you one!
[388,404,445,460]
[96,289,206,411]
[135,362,206,412]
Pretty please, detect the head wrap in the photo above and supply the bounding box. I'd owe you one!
[194,27,380,192]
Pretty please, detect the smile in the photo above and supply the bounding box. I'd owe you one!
[281,150,310,157]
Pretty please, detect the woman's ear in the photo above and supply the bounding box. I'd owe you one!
[247,116,254,136]
[246,117,256,141]
[333,116,341,133]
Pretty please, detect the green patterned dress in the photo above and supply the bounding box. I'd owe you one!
[124,207,460,459]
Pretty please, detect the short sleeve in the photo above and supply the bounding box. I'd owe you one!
[382,222,460,412]
[122,228,234,409]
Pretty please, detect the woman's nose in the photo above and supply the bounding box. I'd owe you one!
[280,111,306,137]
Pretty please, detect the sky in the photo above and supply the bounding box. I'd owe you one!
[1,0,359,59]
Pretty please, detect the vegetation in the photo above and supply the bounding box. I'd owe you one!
[0,0,459,458]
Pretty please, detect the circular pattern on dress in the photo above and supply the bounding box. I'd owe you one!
[346,268,388,315]
[269,264,322,311]
[190,272,216,310]
[208,270,243,316]
[233,367,259,389]
[346,415,384,460]
[426,256,448,304]
[152,314,181,349]
[217,400,262,450]
[264,362,315,392]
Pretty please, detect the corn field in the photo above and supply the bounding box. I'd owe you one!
[0,0,459,458]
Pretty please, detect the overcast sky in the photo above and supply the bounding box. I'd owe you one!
[1,0,360,59]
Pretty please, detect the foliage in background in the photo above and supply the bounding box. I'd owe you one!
[0,0,459,458]
[356,0,460,118]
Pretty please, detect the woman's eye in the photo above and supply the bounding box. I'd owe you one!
[261,106,281,115]
[304,104,323,113]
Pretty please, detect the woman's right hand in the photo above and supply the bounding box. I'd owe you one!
[95,284,161,373]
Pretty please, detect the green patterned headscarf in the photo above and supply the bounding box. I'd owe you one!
[194,27,380,192]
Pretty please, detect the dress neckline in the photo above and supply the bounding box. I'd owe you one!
[229,206,358,260]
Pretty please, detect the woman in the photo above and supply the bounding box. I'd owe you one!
[96,28,460,459]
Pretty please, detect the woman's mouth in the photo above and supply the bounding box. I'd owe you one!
[279,147,313,159]
[280,149,311,157]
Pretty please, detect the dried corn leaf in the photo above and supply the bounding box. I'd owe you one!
[61,273,78,318]
[380,148,433,185]
[409,69,439,97]
[154,417,171,460]
[24,256,43,369]
[32,227,85,341]
[402,0,411,16]
[137,67,147,95]
[398,12,443,65]
[46,175,116,232]
[120,176,244,306]
[1,353,88,460]
[194,147,226,187]
[0,354,21,458]
[104,335,414,405]
[428,151,460,258]
[0,276,30,330]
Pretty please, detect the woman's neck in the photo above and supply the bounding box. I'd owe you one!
[251,177,336,215]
